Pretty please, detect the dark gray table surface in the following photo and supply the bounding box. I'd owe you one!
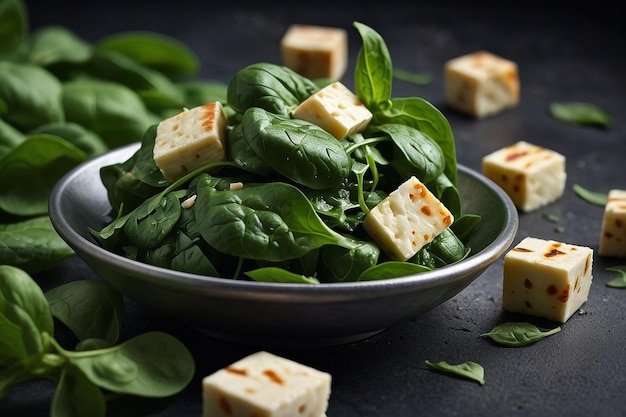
[2,1,625,416]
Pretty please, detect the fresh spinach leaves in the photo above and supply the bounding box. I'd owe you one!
[425,360,485,385]
[480,322,561,347]
[549,101,612,129]
[0,0,228,271]
[0,265,195,416]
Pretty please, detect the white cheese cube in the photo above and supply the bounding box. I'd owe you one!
[202,351,331,417]
[281,24,348,80]
[363,176,454,261]
[502,237,593,323]
[444,51,520,118]
[153,102,228,182]
[291,81,372,140]
[482,141,566,212]
[599,189,626,258]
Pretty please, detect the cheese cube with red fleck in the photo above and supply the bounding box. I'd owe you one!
[153,102,228,182]
[599,189,626,258]
[482,141,566,212]
[202,351,331,417]
[502,237,593,323]
[281,24,348,80]
[291,81,373,140]
[444,51,520,118]
[363,176,454,261]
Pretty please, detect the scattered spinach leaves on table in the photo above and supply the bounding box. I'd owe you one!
[425,360,485,385]
[480,322,561,347]
[0,265,195,416]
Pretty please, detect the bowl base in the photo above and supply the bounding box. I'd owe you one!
[194,327,386,348]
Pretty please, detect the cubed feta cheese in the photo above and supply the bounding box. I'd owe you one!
[291,81,372,140]
[502,237,593,323]
[599,189,626,258]
[202,351,331,417]
[482,141,566,212]
[363,176,454,261]
[153,102,228,182]
[281,24,348,80]
[444,51,520,118]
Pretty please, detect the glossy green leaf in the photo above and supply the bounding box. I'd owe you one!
[246,267,320,284]
[550,101,611,128]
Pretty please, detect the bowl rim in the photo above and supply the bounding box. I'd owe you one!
[49,142,518,296]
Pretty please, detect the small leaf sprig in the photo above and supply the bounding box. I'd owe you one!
[425,360,485,385]
[480,322,561,347]
[549,102,612,128]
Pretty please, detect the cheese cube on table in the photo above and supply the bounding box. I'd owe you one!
[599,189,626,257]
[502,237,593,323]
[444,50,520,118]
[291,81,373,140]
[363,176,454,261]
[281,24,348,80]
[153,102,228,182]
[482,141,566,212]
[202,351,331,417]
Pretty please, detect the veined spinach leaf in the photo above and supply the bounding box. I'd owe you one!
[0,216,75,274]
[195,175,358,262]
[45,280,125,345]
[227,62,319,116]
[0,117,24,160]
[240,107,352,189]
[0,134,85,216]
[51,363,106,417]
[358,261,431,281]
[29,122,108,158]
[317,242,380,282]
[353,21,392,110]
[480,322,561,347]
[0,265,54,362]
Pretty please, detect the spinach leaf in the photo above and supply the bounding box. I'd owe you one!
[480,322,561,347]
[606,266,626,288]
[28,25,92,67]
[0,216,75,274]
[0,0,27,56]
[425,360,485,385]
[227,62,319,116]
[51,363,106,417]
[317,242,380,282]
[370,123,445,184]
[62,78,159,149]
[195,175,357,262]
[0,265,54,362]
[0,134,85,216]
[549,101,612,128]
[572,183,608,206]
[29,122,108,158]
[245,267,320,284]
[0,117,24,159]
[359,261,431,281]
[0,61,64,130]
[240,107,352,189]
[97,30,200,77]
[83,50,185,113]
[353,21,392,109]
[46,280,125,345]
[68,331,194,397]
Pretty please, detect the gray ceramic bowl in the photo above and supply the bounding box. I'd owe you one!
[49,143,518,347]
